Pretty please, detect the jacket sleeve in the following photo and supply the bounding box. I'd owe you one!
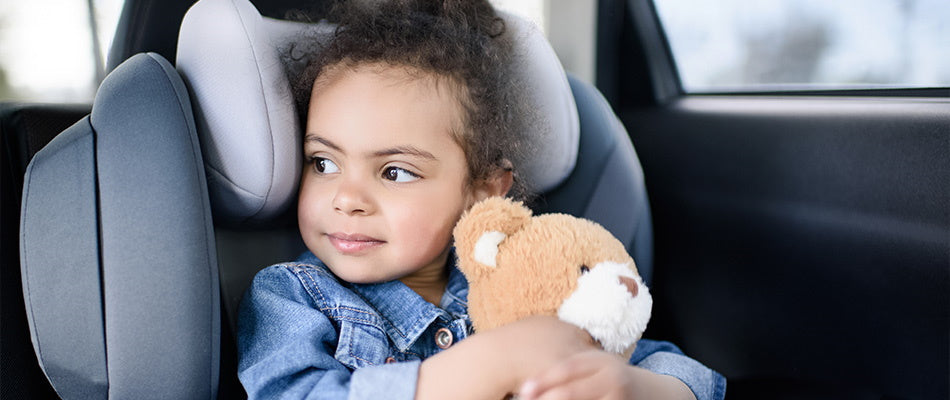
[629,339,727,400]
[237,265,419,400]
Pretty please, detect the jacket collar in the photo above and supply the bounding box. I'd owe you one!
[345,249,469,352]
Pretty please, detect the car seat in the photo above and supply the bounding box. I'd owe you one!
[18,52,220,399]
[15,0,654,398]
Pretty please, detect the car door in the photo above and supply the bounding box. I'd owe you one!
[595,0,949,398]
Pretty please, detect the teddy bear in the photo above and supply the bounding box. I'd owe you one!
[453,196,652,358]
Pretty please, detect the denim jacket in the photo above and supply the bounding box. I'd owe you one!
[237,251,726,400]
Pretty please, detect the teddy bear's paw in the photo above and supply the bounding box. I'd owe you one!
[556,261,652,354]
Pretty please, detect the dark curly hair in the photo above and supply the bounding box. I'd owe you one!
[289,0,533,201]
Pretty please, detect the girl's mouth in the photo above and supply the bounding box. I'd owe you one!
[326,232,385,254]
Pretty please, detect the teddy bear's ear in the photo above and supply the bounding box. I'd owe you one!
[473,231,507,268]
[454,197,532,275]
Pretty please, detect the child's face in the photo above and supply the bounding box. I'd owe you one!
[298,65,479,284]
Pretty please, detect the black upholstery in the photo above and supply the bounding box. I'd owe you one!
[18,53,220,399]
[1,104,87,399]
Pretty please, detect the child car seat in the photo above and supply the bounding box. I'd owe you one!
[19,52,220,399]
[17,0,653,397]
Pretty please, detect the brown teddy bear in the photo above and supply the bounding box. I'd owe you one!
[453,196,652,358]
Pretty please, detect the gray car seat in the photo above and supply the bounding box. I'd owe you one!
[16,0,653,398]
[19,53,220,399]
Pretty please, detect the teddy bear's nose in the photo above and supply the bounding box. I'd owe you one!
[618,276,639,297]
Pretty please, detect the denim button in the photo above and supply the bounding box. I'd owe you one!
[385,357,397,364]
[435,327,453,349]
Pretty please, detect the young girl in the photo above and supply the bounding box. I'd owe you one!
[237,1,725,399]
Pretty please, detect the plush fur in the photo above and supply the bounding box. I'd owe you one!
[454,197,652,357]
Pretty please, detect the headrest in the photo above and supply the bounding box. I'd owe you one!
[177,0,579,224]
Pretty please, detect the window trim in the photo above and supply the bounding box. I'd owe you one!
[692,87,950,98]
[627,0,682,104]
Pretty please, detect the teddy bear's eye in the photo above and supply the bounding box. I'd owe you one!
[580,265,590,274]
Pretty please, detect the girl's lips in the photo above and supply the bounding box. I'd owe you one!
[326,233,385,254]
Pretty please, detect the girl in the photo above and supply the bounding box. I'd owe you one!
[237,1,725,399]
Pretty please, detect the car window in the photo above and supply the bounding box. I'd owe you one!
[652,0,950,93]
[0,0,123,102]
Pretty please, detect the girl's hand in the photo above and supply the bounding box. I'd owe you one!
[416,315,595,400]
[496,315,599,384]
[517,350,696,400]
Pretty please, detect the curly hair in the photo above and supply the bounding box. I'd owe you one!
[289,0,533,201]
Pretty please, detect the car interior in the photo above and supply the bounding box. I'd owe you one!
[1,0,947,399]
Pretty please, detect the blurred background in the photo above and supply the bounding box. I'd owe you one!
[0,0,947,103]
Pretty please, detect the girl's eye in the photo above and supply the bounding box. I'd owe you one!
[382,166,420,183]
[312,157,340,174]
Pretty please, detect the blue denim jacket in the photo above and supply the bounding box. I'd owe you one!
[238,251,726,400]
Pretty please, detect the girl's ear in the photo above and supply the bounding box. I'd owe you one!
[473,159,514,202]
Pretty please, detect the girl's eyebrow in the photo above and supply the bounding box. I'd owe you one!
[304,134,342,152]
[304,134,436,161]
[372,146,437,161]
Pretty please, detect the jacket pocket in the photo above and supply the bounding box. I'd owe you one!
[334,317,390,370]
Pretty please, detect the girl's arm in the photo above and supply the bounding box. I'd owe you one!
[415,316,596,400]
[240,267,591,400]
[238,266,362,400]
[518,350,696,400]
[518,341,727,400]
[419,322,725,400]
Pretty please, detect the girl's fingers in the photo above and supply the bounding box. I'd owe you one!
[534,360,621,400]
[534,376,610,400]
[518,351,603,400]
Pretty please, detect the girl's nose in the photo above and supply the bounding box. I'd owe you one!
[332,178,372,216]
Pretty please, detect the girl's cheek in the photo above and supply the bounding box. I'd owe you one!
[297,188,321,228]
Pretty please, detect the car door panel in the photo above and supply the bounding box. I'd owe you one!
[622,96,949,399]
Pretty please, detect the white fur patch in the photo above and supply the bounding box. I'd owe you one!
[473,231,507,268]
[557,261,652,354]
